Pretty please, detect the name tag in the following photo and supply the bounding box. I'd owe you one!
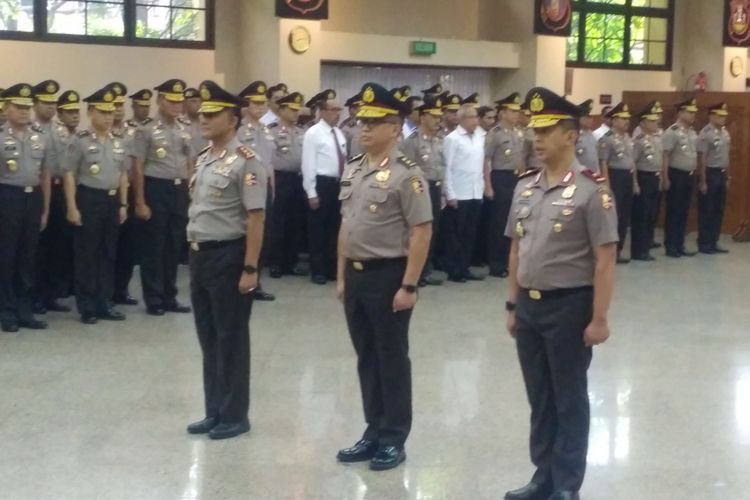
[552,200,575,207]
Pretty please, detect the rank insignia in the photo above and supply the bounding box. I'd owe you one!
[410,176,425,194]
[562,185,577,199]
[601,192,613,209]
[553,223,563,233]
[516,221,525,237]
[245,173,258,186]
[522,189,533,198]
[89,164,101,175]
[375,169,391,183]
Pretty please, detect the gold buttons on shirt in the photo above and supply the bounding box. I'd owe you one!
[156,147,167,159]
[7,159,18,172]
[369,204,378,213]
[554,223,563,233]
[504,148,512,156]
[89,164,101,175]
[562,185,577,199]
[375,170,391,183]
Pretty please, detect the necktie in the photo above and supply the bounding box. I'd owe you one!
[332,128,345,177]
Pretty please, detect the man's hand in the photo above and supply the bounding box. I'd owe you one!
[446,198,458,209]
[308,197,321,210]
[584,317,610,347]
[41,212,49,231]
[238,271,258,295]
[699,181,708,195]
[633,183,641,196]
[484,186,495,200]
[660,176,670,192]
[119,206,127,224]
[67,208,82,226]
[135,202,152,221]
[336,279,345,303]
[506,312,517,338]
[392,289,417,312]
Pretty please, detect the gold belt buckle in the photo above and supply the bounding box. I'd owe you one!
[352,261,364,271]
[190,241,200,251]
[174,178,182,185]
[108,189,117,196]
[24,186,33,193]
[529,289,542,300]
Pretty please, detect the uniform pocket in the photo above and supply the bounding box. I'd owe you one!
[338,188,353,201]
[208,175,231,190]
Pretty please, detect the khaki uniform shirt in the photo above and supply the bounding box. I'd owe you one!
[49,121,77,179]
[576,130,599,172]
[400,131,445,182]
[697,123,730,169]
[505,162,618,290]
[268,123,303,173]
[187,138,268,243]
[339,151,433,260]
[0,125,54,187]
[63,130,127,191]
[185,117,209,156]
[662,122,697,172]
[485,125,524,171]
[238,121,275,175]
[598,130,635,171]
[130,114,193,179]
[633,133,663,173]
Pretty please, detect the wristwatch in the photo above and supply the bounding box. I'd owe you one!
[505,301,516,312]
[401,284,418,294]
[242,264,258,274]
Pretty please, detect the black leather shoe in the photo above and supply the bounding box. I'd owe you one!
[45,300,71,312]
[651,241,662,249]
[336,439,378,463]
[420,274,443,286]
[698,246,716,255]
[19,318,48,330]
[164,303,191,313]
[548,491,580,500]
[113,295,139,306]
[465,272,485,281]
[287,267,308,276]
[679,249,697,257]
[489,269,509,278]
[1,321,19,333]
[97,309,126,321]
[447,275,467,283]
[33,303,47,315]
[504,481,552,500]
[665,249,681,258]
[311,275,327,285]
[146,306,165,316]
[369,446,406,471]
[631,254,656,262]
[252,289,276,301]
[714,246,730,254]
[269,266,283,278]
[81,315,98,325]
[208,420,250,440]
[186,417,217,434]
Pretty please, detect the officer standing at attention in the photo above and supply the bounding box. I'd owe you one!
[484,92,524,279]
[31,80,60,133]
[268,91,307,279]
[335,83,432,471]
[697,103,731,255]
[598,102,636,264]
[576,99,599,172]
[63,87,129,324]
[631,102,664,262]
[440,93,462,136]
[260,83,288,126]
[131,79,194,315]
[661,97,699,258]
[342,93,363,158]
[504,87,617,500]
[184,87,209,154]
[128,89,153,127]
[0,84,54,332]
[185,81,267,440]
[400,94,445,287]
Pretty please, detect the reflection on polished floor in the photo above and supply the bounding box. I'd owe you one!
[2,238,750,500]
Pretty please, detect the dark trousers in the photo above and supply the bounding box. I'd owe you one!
[608,169,633,253]
[0,185,42,324]
[36,181,73,303]
[488,170,517,273]
[113,204,139,300]
[421,180,443,278]
[698,169,728,249]
[73,186,120,316]
[631,171,660,258]
[308,175,340,279]
[444,199,482,279]
[664,167,695,252]
[190,240,253,424]
[139,177,188,308]
[344,258,412,447]
[515,288,593,492]
[270,170,304,272]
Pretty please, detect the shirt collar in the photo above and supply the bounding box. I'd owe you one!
[529,160,580,191]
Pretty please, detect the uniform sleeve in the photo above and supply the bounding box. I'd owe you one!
[41,133,56,172]
[398,169,433,227]
[585,186,619,247]
[633,138,643,161]
[597,136,611,162]
[62,138,83,174]
[484,130,497,160]
[696,128,710,154]
[661,129,675,153]
[129,126,150,160]
[504,189,520,239]
[400,137,417,163]
[240,157,268,212]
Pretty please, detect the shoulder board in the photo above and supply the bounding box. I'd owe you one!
[348,153,365,164]
[111,130,124,138]
[669,124,678,130]
[125,119,137,127]
[237,145,255,159]
[76,129,92,138]
[407,130,418,139]
[268,122,279,129]
[31,124,45,134]
[197,145,211,157]
[177,116,191,125]
[581,168,607,183]
[518,168,540,180]
[603,129,613,137]
[398,156,417,168]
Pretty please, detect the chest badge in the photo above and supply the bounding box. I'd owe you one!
[155,147,167,159]
[522,189,533,198]
[553,223,563,233]
[369,204,378,213]
[7,159,18,172]
[516,221,525,237]
[89,164,101,175]
[504,148,512,157]
[601,192,614,210]
[562,185,577,199]
[375,169,391,183]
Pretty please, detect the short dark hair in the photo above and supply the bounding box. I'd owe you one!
[477,105,494,118]
[405,96,422,112]
[556,119,580,133]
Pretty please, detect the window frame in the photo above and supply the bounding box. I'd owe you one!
[0,0,215,49]
[567,0,675,71]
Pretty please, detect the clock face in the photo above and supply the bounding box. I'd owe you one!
[289,26,311,54]
[730,56,744,77]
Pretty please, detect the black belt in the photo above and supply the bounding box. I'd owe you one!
[668,167,695,176]
[347,257,407,272]
[274,170,301,177]
[145,175,186,186]
[520,286,592,301]
[189,238,244,252]
[0,184,39,193]
[491,169,518,175]
[636,170,660,176]
[316,175,339,182]
[706,168,728,174]
[78,184,118,196]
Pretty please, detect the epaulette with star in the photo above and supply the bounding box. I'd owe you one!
[237,145,255,159]
[581,168,607,183]
[197,145,211,158]
[177,116,191,126]
[670,124,679,131]
[603,129,613,138]
[268,122,279,129]
[398,156,417,169]
[348,153,365,164]
[518,168,540,179]
[31,124,45,134]
[76,129,92,138]
[141,117,153,125]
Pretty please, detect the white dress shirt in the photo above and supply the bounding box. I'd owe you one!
[260,110,278,126]
[302,120,348,199]
[443,125,485,201]
[593,123,610,141]
[402,119,418,139]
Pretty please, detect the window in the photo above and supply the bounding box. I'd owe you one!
[567,0,673,70]
[0,0,213,48]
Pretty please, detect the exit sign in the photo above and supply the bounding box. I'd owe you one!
[410,40,437,56]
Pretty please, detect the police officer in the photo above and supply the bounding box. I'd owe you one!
[697,103,731,254]
[0,84,54,332]
[35,89,81,313]
[504,87,617,500]
[485,92,524,278]
[131,79,194,315]
[631,102,663,261]
[401,94,445,286]
[335,83,432,471]
[340,95,359,130]
[260,83,288,126]
[128,89,153,127]
[184,87,209,154]
[662,97,699,258]
[440,93,462,136]
[185,81,267,440]
[63,86,129,324]
[576,99,599,171]
[598,102,636,263]
[32,80,60,133]
[521,101,542,171]
[343,92,364,159]
[268,91,307,279]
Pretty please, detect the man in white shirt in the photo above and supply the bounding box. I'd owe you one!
[260,83,288,126]
[592,105,613,140]
[443,104,486,283]
[302,95,347,284]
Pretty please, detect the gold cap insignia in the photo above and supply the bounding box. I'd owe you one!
[46,82,56,93]
[68,93,77,102]
[403,88,411,97]
[20,86,31,97]
[436,85,442,93]
[436,99,442,107]
[452,96,459,104]
[690,99,696,106]
[327,91,335,99]
[722,103,728,110]
[174,82,184,93]
[363,86,375,103]
[113,85,122,95]
[200,87,211,100]
[514,95,521,104]
[295,95,302,103]
[394,90,402,100]
[623,104,629,112]
[144,91,152,99]
[104,92,114,102]
[258,84,266,94]
[530,94,544,113]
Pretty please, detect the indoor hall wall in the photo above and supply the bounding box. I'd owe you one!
[567,68,675,109]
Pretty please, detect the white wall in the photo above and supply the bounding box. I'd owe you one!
[567,68,675,109]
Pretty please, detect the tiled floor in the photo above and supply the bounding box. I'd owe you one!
[2,237,750,499]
